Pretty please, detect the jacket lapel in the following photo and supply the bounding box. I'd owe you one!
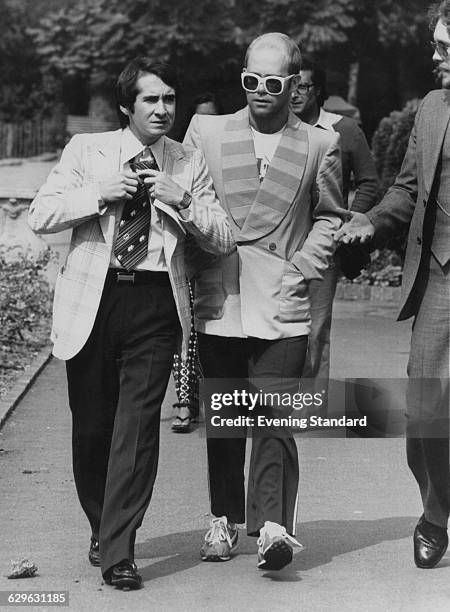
[221,107,260,228]
[423,89,450,195]
[153,137,186,234]
[238,111,308,242]
[97,130,122,243]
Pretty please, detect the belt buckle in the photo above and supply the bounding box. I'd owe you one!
[116,271,135,284]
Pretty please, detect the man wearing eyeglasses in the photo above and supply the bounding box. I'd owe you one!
[336,1,450,569]
[184,32,346,571]
[291,58,378,414]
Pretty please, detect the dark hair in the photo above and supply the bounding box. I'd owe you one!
[244,33,302,75]
[192,91,223,114]
[115,57,180,127]
[429,1,450,29]
[301,57,328,108]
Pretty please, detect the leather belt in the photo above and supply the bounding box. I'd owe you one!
[107,268,170,285]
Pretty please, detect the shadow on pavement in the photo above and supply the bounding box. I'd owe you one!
[135,516,418,584]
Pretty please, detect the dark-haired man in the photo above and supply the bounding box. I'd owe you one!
[291,59,378,406]
[185,33,346,571]
[29,57,234,589]
[336,1,450,569]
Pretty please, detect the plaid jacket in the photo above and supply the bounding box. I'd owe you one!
[28,129,234,360]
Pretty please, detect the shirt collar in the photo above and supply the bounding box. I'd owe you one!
[120,126,165,168]
[314,108,343,131]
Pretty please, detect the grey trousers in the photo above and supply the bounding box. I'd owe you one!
[406,252,450,528]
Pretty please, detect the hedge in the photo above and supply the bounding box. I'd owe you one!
[345,98,420,286]
[0,249,53,396]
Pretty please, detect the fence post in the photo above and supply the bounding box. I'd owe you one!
[6,124,14,158]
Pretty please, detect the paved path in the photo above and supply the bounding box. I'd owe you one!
[2,300,449,611]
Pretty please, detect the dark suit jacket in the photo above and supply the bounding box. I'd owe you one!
[367,89,450,320]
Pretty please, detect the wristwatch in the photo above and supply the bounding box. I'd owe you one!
[179,191,192,210]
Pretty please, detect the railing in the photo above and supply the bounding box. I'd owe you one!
[0,120,58,159]
[0,115,120,159]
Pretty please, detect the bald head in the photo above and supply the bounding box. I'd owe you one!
[244,33,302,74]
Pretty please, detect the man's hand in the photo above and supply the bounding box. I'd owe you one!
[139,169,185,208]
[334,211,375,244]
[99,171,139,203]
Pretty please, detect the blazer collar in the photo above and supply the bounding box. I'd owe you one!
[221,107,309,241]
[96,131,185,165]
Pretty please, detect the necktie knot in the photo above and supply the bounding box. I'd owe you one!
[130,148,159,172]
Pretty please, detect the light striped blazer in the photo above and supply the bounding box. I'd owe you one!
[184,108,348,339]
[28,129,234,360]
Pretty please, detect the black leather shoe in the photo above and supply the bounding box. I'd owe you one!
[104,560,142,590]
[88,536,100,567]
[414,515,448,569]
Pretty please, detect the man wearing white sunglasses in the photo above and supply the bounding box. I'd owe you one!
[184,32,346,571]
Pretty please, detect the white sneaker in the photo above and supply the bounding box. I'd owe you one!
[200,516,238,561]
[257,521,303,570]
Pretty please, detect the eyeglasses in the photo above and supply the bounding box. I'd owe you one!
[241,71,296,95]
[295,83,315,94]
[431,40,450,59]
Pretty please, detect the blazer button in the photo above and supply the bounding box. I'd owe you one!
[416,236,422,245]
[269,243,276,251]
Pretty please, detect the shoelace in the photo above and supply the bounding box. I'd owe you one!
[205,517,233,547]
[257,524,302,549]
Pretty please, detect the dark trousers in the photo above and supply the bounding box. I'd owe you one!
[406,252,450,528]
[198,333,308,536]
[66,270,179,576]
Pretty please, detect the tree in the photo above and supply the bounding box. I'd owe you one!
[0,1,42,120]
[233,0,431,106]
[28,0,239,117]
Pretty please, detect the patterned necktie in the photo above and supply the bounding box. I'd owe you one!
[113,150,159,271]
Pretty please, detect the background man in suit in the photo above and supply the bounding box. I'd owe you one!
[291,58,378,411]
[28,57,234,589]
[336,2,450,569]
[184,33,346,571]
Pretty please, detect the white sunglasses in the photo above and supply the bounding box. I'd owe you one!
[241,71,296,95]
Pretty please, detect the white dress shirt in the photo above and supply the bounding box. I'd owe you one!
[109,127,167,271]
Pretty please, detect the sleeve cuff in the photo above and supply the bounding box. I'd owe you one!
[96,184,108,215]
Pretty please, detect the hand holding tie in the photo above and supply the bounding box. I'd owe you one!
[99,170,139,203]
[138,168,186,208]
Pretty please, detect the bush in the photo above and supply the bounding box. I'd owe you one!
[0,250,53,396]
[341,98,421,288]
[372,98,420,197]
[371,98,420,260]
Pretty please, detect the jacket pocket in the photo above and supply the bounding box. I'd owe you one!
[278,263,310,323]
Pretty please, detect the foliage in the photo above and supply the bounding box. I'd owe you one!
[372,98,420,196]
[232,0,429,55]
[0,249,53,395]
[27,0,433,103]
[28,0,239,91]
[0,0,436,136]
[0,1,42,120]
[369,98,420,257]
